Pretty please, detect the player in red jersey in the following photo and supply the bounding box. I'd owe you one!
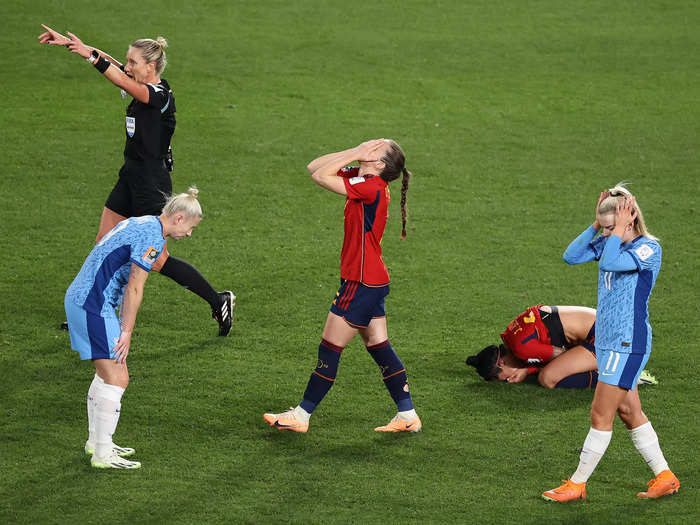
[263,139,421,433]
[467,305,657,389]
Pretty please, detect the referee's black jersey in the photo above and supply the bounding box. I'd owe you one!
[123,79,176,162]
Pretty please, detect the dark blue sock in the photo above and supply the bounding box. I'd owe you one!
[555,371,599,389]
[366,340,413,411]
[299,339,344,413]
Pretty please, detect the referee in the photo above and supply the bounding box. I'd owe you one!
[38,24,235,336]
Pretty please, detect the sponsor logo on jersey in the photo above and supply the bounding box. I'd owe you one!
[349,176,365,185]
[126,116,136,137]
[635,244,654,261]
[142,247,158,264]
[527,358,542,364]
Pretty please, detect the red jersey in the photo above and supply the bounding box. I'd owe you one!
[500,305,554,367]
[338,167,390,286]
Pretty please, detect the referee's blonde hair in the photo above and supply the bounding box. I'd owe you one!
[162,187,202,218]
[598,183,658,241]
[130,36,168,75]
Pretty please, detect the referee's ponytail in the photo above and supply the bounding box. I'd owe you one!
[162,187,202,218]
[131,36,168,75]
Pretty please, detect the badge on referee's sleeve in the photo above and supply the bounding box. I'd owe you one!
[142,247,158,264]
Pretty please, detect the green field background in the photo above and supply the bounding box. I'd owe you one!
[1,1,698,523]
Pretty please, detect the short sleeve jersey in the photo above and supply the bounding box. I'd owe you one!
[500,305,555,365]
[338,167,390,286]
[65,216,166,316]
[124,79,176,162]
[590,235,662,354]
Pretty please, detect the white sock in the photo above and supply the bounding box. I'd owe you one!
[94,383,125,458]
[293,405,311,423]
[87,374,104,444]
[628,421,669,476]
[571,427,612,483]
[398,409,418,420]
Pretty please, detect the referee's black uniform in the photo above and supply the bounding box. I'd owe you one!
[106,79,176,217]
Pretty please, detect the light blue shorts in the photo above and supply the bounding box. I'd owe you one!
[64,297,120,361]
[596,348,650,390]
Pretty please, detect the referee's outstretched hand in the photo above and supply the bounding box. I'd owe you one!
[65,32,91,59]
[37,24,69,46]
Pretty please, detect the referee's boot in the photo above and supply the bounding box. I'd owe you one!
[212,291,236,336]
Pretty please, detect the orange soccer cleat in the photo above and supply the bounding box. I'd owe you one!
[637,470,680,499]
[542,479,587,502]
[374,414,422,433]
[263,408,309,433]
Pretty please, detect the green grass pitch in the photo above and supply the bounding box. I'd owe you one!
[1,1,699,523]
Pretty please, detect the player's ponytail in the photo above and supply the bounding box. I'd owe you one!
[379,139,411,239]
[400,167,410,240]
[162,187,202,218]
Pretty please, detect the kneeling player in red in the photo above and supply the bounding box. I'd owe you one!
[263,139,421,433]
[467,305,599,388]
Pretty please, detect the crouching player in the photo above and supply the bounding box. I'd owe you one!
[466,305,658,389]
[64,188,203,469]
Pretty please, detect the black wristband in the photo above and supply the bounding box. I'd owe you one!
[94,55,110,74]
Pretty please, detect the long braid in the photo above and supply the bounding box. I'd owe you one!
[379,139,411,239]
[400,167,411,240]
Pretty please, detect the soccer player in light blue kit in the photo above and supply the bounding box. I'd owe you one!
[65,187,203,469]
[542,184,679,502]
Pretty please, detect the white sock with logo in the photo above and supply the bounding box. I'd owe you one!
[94,383,125,459]
[570,427,612,483]
[87,373,104,444]
[628,421,669,476]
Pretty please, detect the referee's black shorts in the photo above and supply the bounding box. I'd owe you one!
[105,157,172,217]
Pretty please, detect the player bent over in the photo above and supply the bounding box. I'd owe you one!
[466,305,657,389]
[542,185,679,501]
[65,188,203,469]
[263,139,421,433]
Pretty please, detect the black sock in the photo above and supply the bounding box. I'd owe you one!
[159,256,218,308]
[555,371,599,389]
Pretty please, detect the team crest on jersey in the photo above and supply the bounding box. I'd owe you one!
[142,247,158,264]
[126,116,135,137]
[349,176,365,185]
[635,244,654,261]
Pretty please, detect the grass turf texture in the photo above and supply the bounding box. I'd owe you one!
[1,0,699,523]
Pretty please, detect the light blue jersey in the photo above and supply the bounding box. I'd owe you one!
[591,235,661,354]
[563,226,662,355]
[65,216,165,317]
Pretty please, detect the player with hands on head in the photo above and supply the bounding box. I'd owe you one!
[64,188,203,469]
[38,24,235,337]
[542,184,679,502]
[263,139,420,433]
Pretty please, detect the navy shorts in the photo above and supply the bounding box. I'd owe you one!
[330,279,389,327]
[105,157,172,217]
